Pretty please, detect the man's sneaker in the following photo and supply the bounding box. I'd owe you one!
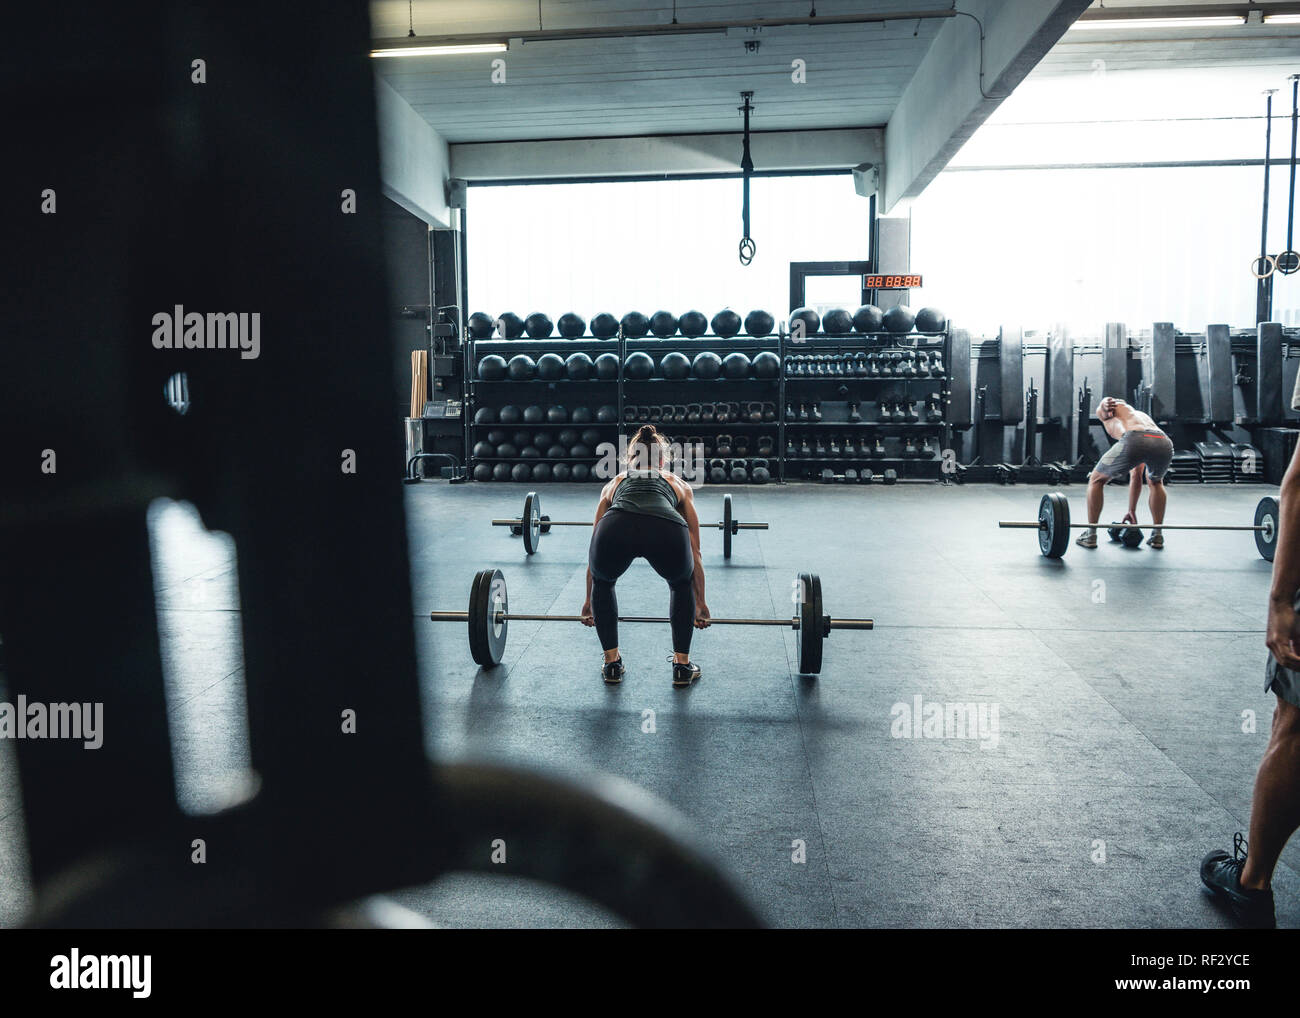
[1147,531,1164,549]
[602,658,625,685]
[1200,833,1276,928]
[1075,529,1098,549]
[672,660,701,688]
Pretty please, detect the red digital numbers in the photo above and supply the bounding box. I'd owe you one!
[865,274,921,288]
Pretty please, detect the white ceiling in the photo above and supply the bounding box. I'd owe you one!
[370,1,1300,146]
[370,0,945,141]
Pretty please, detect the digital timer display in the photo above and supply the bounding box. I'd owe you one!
[865,274,921,289]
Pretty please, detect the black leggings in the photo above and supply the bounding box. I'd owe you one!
[589,509,695,654]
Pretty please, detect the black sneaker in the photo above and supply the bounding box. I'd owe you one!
[672,660,701,688]
[1200,833,1276,928]
[602,658,625,685]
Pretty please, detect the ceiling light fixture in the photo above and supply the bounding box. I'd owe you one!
[1068,16,1245,30]
[370,43,509,58]
[1263,13,1300,22]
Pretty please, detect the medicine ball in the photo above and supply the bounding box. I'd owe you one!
[651,311,679,337]
[581,428,602,447]
[532,431,553,449]
[915,307,947,333]
[752,351,780,379]
[524,312,554,338]
[823,308,853,335]
[496,442,519,458]
[513,430,531,448]
[468,312,495,339]
[493,463,512,481]
[498,405,521,424]
[536,352,564,381]
[570,444,592,458]
[511,463,532,482]
[523,404,545,424]
[497,312,525,339]
[472,441,494,459]
[722,351,752,380]
[591,312,619,338]
[595,404,618,423]
[557,312,586,338]
[520,446,541,459]
[789,307,820,337]
[712,309,742,337]
[557,428,578,447]
[679,310,708,337]
[477,355,508,381]
[473,463,492,482]
[594,352,620,380]
[572,463,591,482]
[621,311,651,338]
[565,352,594,380]
[623,351,655,380]
[660,351,691,380]
[692,351,722,380]
[883,305,915,334]
[473,405,497,424]
[571,406,593,424]
[507,354,536,381]
[744,309,775,338]
[546,406,568,424]
[532,463,552,482]
[552,463,572,482]
[542,444,564,460]
[853,304,884,333]
[486,429,507,446]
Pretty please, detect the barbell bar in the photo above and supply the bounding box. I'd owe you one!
[998,492,1279,561]
[495,491,769,558]
[430,567,872,675]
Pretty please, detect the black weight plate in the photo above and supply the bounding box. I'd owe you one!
[797,572,823,675]
[723,494,733,559]
[468,568,508,668]
[1039,492,1070,558]
[1256,496,1279,562]
[1121,526,1143,548]
[522,491,542,555]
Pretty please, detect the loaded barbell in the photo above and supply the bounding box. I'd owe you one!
[495,491,770,558]
[998,492,1280,561]
[430,567,872,675]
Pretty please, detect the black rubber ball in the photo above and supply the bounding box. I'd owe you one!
[712,309,742,337]
[477,355,508,381]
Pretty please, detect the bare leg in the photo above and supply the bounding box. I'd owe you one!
[1240,697,1300,890]
[1147,477,1166,532]
[1085,472,1106,527]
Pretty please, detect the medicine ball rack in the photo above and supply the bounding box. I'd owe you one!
[464,318,954,484]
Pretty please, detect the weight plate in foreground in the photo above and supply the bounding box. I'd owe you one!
[523,491,542,555]
[1039,492,1070,558]
[468,567,508,667]
[723,494,733,559]
[1256,496,1279,562]
[797,571,823,675]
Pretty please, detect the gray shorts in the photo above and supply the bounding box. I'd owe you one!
[1094,429,1174,481]
[1265,591,1300,708]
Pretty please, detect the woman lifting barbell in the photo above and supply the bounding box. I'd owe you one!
[581,424,711,687]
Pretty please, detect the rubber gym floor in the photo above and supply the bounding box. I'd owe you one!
[0,483,1292,928]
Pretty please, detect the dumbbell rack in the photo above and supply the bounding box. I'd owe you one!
[464,321,954,484]
[782,329,951,482]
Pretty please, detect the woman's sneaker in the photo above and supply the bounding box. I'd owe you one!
[1075,529,1098,549]
[1200,834,1275,928]
[602,658,625,685]
[672,660,701,688]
